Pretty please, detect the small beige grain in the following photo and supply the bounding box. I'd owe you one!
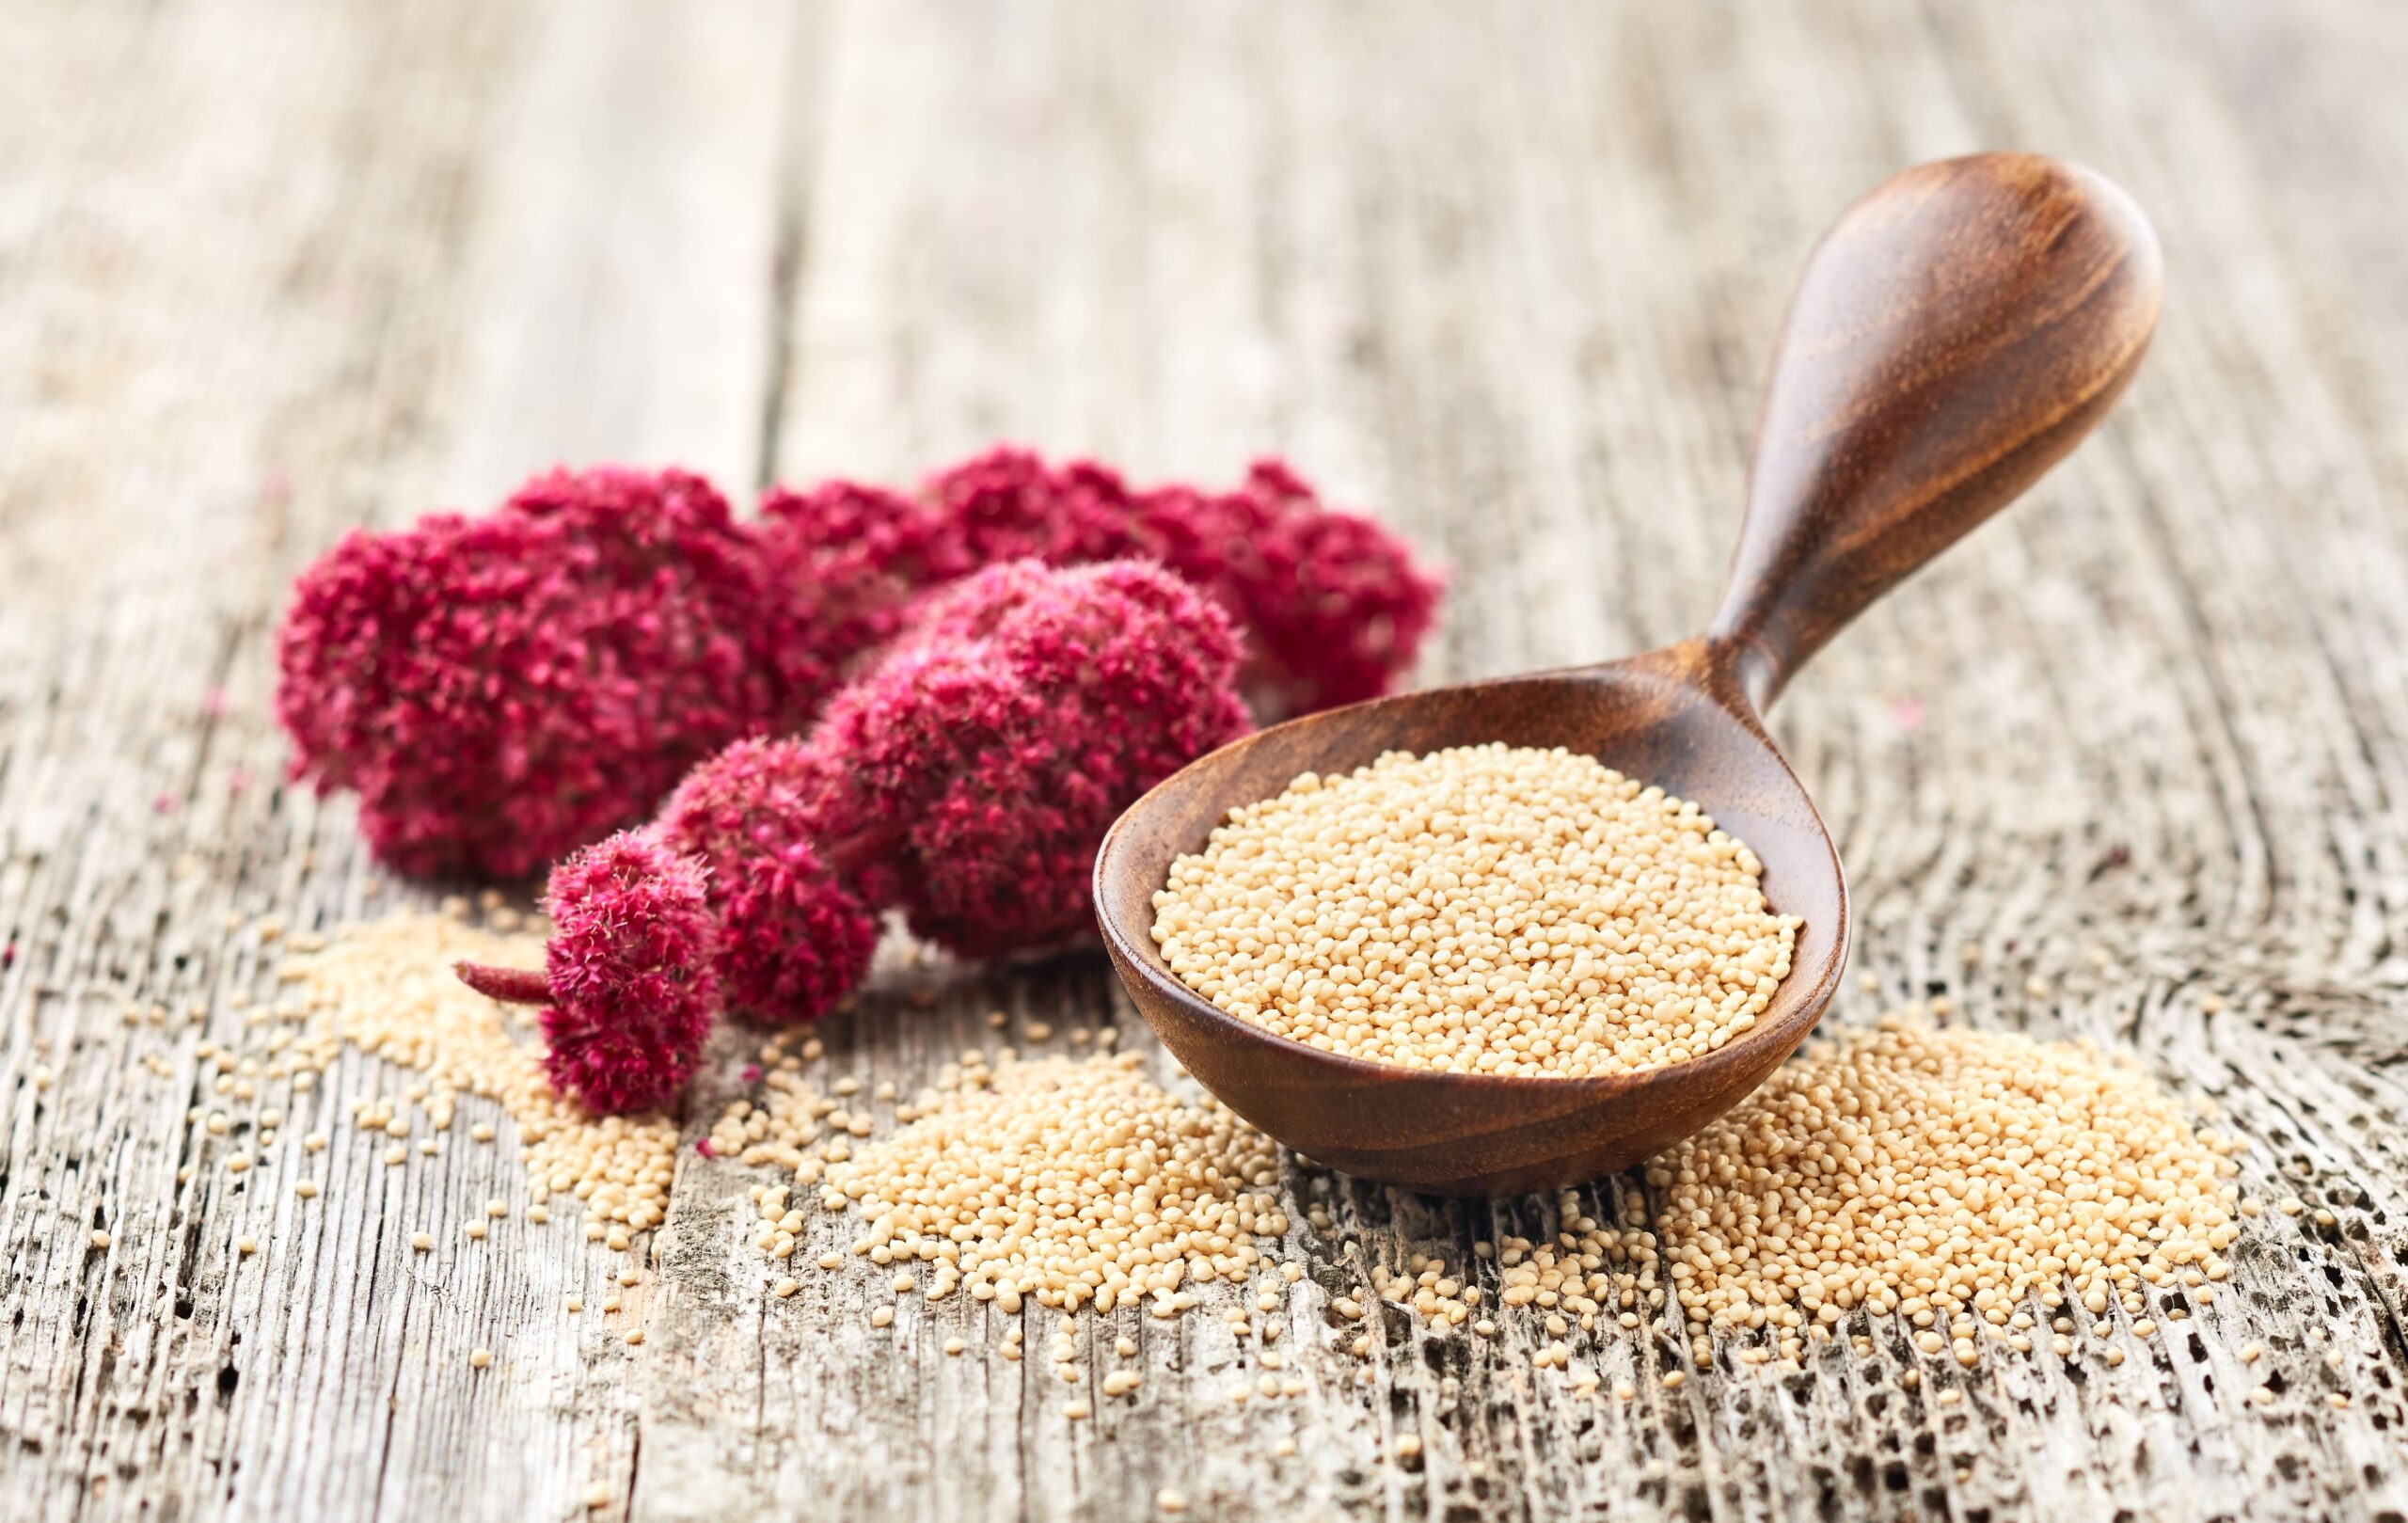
[1154,746,1798,1078]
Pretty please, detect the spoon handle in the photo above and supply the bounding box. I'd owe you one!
[1703,152,2162,709]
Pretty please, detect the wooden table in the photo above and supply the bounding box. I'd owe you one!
[6,4,2406,1518]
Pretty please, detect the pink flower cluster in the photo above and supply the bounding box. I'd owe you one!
[657,738,879,1030]
[908,450,1442,718]
[277,450,1438,880]
[526,834,719,1113]
[275,468,916,878]
[807,558,1253,960]
[479,559,1252,1113]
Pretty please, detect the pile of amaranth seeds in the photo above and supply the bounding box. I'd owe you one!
[1285,1017,2256,1398]
[704,1007,2259,1404]
[1647,1012,2245,1371]
[281,907,681,1250]
[711,1037,1328,1411]
[1151,744,1800,1077]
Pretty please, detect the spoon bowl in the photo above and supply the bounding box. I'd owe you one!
[1097,643,1841,1195]
[1095,152,2162,1196]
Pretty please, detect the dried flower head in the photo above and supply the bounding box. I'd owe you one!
[658,738,879,1024]
[816,557,1252,959]
[913,448,1443,716]
[459,831,720,1112]
[471,560,1250,1099]
[276,467,929,878]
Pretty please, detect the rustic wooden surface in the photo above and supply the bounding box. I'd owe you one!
[5,3,2407,1519]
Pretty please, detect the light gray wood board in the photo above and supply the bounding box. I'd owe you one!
[0,1,791,1519]
[5,2,2408,1521]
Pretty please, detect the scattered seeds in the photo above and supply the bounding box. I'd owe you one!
[283,915,677,1244]
[802,1052,1286,1317]
[1647,1017,2239,1341]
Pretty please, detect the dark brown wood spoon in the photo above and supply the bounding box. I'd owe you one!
[1092,152,2162,1197]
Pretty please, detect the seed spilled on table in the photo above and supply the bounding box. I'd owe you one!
[738,1048,1290,1317]
[1649,1015,2242,1364]
[226,910,2264,1421]
[286,912,679,1242]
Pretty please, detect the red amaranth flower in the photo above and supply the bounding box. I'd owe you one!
[816,558,1252,958]
[285,451,1439,882]
[916,449,1146,567]
[680,558,1248,1011]
[275,467,937,879]
[1134,459,1445,715]
[460,831,719,1113]
[911,448,1443,716]
[657,738,880,1023]
[464,560,1251,1103]
[756,478,973,613]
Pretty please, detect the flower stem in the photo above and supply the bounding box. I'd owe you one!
[455,960,548,1006]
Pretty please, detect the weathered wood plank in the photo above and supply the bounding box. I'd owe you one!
[436,0,799,502]
[0,2,793,1520]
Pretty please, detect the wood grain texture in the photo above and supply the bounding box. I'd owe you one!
[1711,152,2162,706]
[6,3,2408,1521]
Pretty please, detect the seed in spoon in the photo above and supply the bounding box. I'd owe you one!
[1151,744,1798,1076]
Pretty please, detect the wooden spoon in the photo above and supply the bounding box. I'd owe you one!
[1091,152,2162,1197]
